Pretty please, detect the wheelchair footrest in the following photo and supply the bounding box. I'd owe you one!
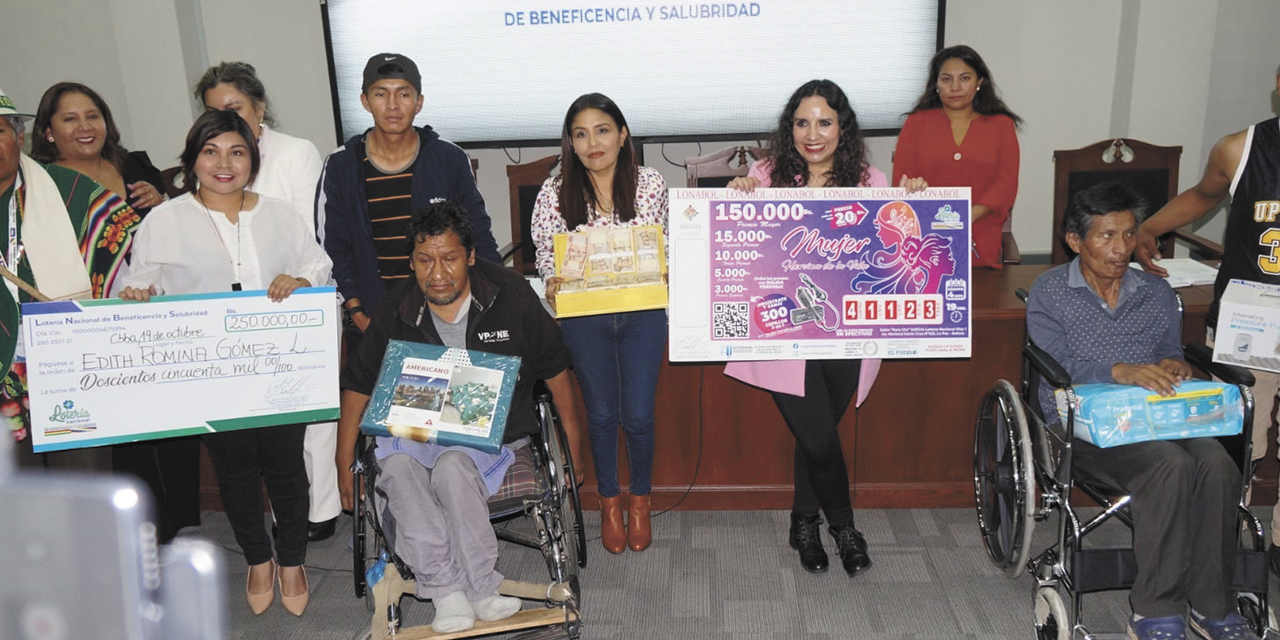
[382,608,579,640]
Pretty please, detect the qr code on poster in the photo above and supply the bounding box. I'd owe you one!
[713,301,749,339]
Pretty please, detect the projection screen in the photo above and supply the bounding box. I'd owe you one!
[325,0,943,146]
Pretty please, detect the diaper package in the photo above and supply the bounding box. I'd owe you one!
[1054,380,1242,448]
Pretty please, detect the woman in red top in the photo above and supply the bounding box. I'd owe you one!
[894,45,1022,269]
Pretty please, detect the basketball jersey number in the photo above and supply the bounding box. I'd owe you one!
[1260,228,1280,275]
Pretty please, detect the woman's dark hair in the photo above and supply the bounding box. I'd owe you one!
[557,93,639,230]
[766,80,869,188]
[194,61,275,128]
[1062,181,1148,241]
[907,45,1023,125]
[406,199,475,256]
[30,82,130,171]
[179,110,261,195]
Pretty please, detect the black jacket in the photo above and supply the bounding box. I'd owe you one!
[317,126,501,311]
[342,258,570,441]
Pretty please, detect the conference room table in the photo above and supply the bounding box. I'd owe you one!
[196,263,1276,512]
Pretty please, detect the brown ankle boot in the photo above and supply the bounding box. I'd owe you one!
[627,494,651,552]
[599,495,627,554]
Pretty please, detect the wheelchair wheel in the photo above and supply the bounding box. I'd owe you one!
[353,451,368,600]
[1238,591,1268,637]
[1033,585,1071,640]
[352,439,388,612]
[539,392,587,568]
[544,407,585,602]
[973,379,1036,578]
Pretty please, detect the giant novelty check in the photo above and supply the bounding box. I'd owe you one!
[23,288,341,452]
[669,187,972,361]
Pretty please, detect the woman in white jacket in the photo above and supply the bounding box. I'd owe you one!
[196,61,342,542]
[121,110,331,617]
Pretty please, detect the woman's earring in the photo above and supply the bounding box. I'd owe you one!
[47,136,54,143]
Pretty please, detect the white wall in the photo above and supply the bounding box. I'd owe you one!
[945,0,1125,256]
[4,0,1279,256]
[199,0,336,158]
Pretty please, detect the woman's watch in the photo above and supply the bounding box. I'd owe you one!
[344,305,367,320]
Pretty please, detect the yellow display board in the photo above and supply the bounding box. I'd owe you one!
[552,224,667,318]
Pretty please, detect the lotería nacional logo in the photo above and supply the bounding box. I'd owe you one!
[49,399,92,424]
[930,204,964,230]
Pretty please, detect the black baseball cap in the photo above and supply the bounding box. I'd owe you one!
[362,53,421,93]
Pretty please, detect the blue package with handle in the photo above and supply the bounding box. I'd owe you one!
[1055,380,1242,448]
[360,340,521,453]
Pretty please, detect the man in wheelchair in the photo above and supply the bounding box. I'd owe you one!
[335,200,580,634]
[1027,182,1259,640]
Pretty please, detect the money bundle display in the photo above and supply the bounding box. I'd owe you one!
[551,224,669,317]
[555,224,665,290]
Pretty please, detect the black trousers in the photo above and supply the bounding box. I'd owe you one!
[770,359,860,525]
[16,439,112,472]
[1074,437,1239,619]
[112,437,202,544]
[202,423,309,567]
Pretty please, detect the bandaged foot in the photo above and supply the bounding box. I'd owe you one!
[471,592,521,622]
[431,591,476,633]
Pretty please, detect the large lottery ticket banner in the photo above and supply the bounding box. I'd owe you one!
[23,288,341,452]
[669,187,971,361]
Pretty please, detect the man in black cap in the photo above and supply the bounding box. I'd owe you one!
[317,52,501,343]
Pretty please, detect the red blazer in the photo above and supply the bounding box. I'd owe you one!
[892,109,1020,269]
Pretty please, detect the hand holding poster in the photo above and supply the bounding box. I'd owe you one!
[668,187,972,361]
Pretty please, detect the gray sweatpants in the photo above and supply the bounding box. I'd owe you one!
[376,452,503,601]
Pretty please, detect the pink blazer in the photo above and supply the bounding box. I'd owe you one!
[722,160,886,403]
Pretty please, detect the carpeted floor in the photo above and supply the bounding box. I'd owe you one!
[191,507,1277,640]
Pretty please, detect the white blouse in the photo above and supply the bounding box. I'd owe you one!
[251,125,324,235]
[121,193,332,296]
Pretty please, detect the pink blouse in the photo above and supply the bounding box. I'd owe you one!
[722,159,885,403]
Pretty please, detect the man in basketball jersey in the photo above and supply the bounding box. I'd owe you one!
[1136,67,1280,573]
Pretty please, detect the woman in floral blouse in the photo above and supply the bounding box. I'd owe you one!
[532,93,668,555]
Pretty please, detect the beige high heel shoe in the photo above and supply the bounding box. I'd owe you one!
[279,565,309,616]
[246,560,276,615]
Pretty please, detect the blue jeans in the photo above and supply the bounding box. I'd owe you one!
[560,309,666,497]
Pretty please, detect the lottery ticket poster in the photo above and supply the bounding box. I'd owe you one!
[668,187,971,362]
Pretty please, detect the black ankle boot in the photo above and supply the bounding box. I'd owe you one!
[829,523,871,577]
[788,513,829,573]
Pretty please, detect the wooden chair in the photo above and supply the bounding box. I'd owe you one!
[1051,139,1183,264]
[1001,211,1021,265]
[685,145,764,188]
[159,166,186,198]
[505,155,560,275]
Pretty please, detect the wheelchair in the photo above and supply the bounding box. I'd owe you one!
[351,381,587,640]
[974,290,1272,640]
